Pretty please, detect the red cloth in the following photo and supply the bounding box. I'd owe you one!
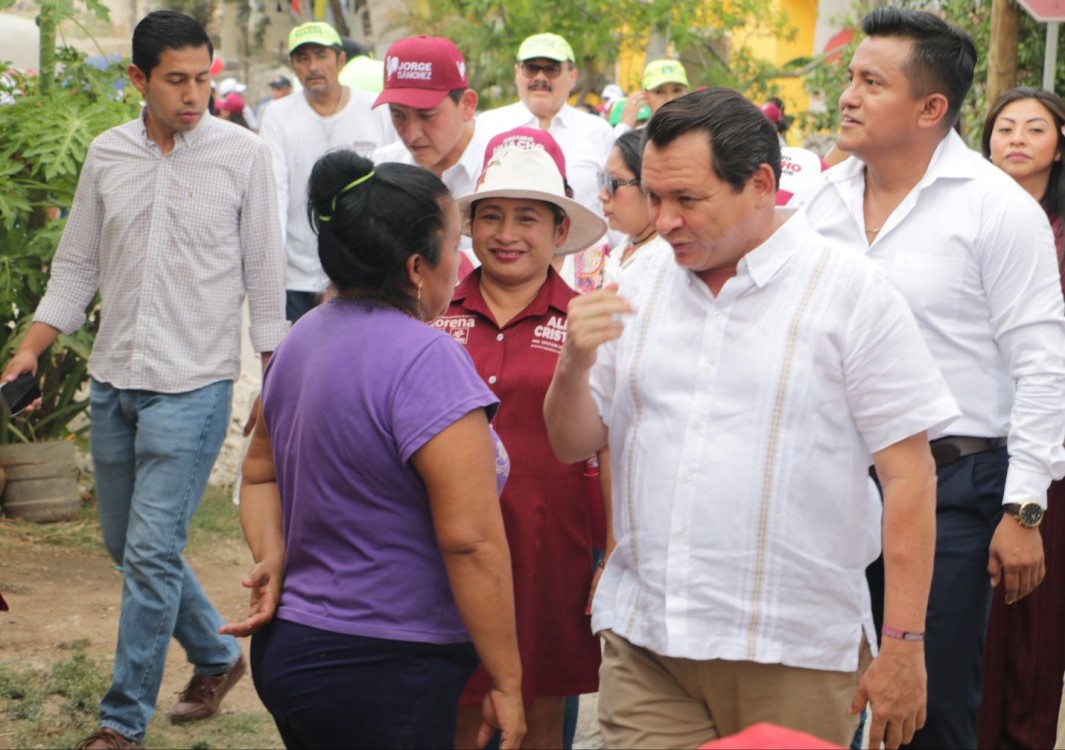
[432,267,602,701]
[977,209,1065,750]
[699,722,843,749]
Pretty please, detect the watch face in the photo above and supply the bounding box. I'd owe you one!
[1019,503,1045,527]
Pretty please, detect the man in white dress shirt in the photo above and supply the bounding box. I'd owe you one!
[544,88,959,750]
[476,32,614,220]
[258,21,395,321]
[371,35,489,275]
[798,9,1065,749]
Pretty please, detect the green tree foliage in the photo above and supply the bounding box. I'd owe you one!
[387,0,796,107]
[802,0,1065,147]
[0,4,142,442]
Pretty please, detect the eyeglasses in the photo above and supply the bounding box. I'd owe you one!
[599,173,641,197]
[520,62,564,80]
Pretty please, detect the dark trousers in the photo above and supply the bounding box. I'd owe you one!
[285,290,319,323]
[251,618,478,750]
[896,447,1009,749]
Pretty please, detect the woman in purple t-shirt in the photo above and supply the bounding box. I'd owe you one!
[221,151,525,749]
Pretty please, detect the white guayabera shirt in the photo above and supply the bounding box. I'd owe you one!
[589,211,959,672]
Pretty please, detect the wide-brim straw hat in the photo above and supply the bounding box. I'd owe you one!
[457,145,607,255]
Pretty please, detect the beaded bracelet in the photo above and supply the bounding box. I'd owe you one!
[882,626,925,643]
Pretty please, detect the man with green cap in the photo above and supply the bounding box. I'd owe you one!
[614,59,690,134]
[477,32,614,229]
[258,21,396,322]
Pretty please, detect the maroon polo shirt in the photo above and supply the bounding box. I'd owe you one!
[432,266,602,699]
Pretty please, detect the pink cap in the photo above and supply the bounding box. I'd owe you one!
[480,127,567,181]
[216,92,246,115]
[373,36,468,110]
[761,101,783,124]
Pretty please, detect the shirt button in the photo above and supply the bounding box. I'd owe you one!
[496,333,504,341]
[488,375,498,384]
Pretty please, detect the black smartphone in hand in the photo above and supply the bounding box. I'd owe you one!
[0,372,42,417]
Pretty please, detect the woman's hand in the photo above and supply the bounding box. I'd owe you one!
[480,686,526,750]
[219,559,282,637]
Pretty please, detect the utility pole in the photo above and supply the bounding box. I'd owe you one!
[988,0,1022,105]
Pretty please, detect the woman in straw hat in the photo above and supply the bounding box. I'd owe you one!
[437,128,608,749]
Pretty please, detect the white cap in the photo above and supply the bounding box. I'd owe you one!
[217,78,247,96]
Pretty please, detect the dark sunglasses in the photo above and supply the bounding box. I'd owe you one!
[520,61,564,79]
[599,172,641,197]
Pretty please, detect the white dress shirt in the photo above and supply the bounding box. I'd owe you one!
[258,88,397,293]
[476,100,615,218]
[799,131,1065,508]
[589,211,959,671]
[35,113,288,393]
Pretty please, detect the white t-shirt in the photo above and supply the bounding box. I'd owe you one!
[259,88,397,292]
[799,130,1065,507]
[589,210,959,671]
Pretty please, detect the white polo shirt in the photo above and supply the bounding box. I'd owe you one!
[799,131,1065,508]
[589,211,959,671]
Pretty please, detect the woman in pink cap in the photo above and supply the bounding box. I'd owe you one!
[434,128,608,749]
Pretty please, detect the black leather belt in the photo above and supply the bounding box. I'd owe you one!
[930,435,1007,467]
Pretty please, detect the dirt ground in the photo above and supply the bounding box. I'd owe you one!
[0,523,604,749]
[0,526,279,748]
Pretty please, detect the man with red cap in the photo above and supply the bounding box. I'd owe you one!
[371,35,490,276]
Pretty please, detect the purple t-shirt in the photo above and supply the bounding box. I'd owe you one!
[262,300,508,643]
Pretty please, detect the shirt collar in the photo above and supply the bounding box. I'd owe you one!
[734,208,806,288]
[449,119,487,183]
[138,106,210,150]
[513,99,570,129]
[452,265,573,326]
[824,129,973,189]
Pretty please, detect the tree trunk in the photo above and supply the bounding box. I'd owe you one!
[988,0,1021,109]
[328,0,350,37]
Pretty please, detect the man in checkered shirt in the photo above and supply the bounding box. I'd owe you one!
[1,11,286,749]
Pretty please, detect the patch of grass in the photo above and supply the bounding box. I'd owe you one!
[0,642,281,749]
[0,641,105,746]
[0,485,245,560]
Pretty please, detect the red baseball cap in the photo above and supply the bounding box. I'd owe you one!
[373,35,468,110]
[480,127,568,180]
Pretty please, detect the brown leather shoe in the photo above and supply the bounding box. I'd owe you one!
[74,727,144,749]
[168,654,246,724]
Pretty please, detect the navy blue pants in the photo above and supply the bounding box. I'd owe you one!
[251,619,478,749]
[902,447,1009,749]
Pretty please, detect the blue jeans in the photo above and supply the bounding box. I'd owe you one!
[90,378,241,742]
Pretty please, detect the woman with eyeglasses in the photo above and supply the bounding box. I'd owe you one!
[439,128,608,750]
[599,130,670,284]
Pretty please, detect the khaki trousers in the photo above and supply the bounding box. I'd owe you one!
[598,630,872,749]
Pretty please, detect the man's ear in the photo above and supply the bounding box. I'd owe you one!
[460,89,478,121]
[128,64,148,96]
[917,92,950,132]
[749,162,778,207]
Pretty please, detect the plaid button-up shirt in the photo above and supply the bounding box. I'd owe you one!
[35,112,288,393]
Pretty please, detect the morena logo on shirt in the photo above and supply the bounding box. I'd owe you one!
[432,315,476,345]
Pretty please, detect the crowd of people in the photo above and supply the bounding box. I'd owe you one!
[3,6,1065,750]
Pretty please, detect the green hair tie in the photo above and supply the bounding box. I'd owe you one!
[319,170,375,223]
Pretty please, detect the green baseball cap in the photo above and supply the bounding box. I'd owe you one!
[288,22,342,55]
[517,33,575,63]
[642,59,689,91]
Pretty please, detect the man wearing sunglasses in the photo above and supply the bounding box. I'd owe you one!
[478,33,614,231]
